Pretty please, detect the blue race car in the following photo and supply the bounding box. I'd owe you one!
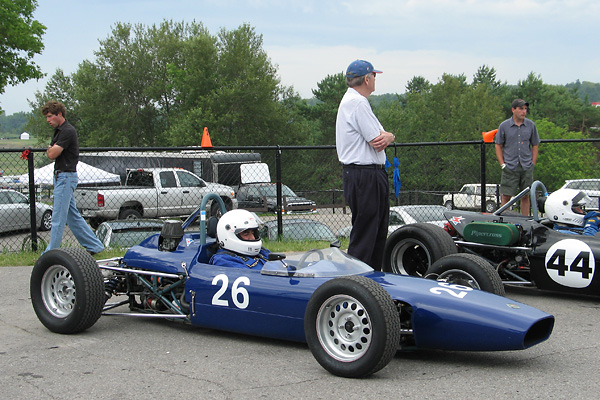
[30,198,554,378]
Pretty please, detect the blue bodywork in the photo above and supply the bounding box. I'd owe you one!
[120,229,554,352]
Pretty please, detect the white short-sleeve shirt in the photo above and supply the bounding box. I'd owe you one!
[336,88,385,165]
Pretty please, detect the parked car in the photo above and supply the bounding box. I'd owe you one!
[337,205,447,238]
[236,183,317,214]
[260,218,336,241]
[384,180,600,299]
[560,179,600,209]
[30,200,554,378]
[0,189,52,233]
[95,219,165,248]
[443,184,500,213]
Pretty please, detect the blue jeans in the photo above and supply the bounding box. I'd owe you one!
[43,172,104,254]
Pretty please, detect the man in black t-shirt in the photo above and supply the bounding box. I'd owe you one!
[42,101,104,254]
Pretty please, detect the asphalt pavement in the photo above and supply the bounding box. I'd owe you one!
[2,264,600,399]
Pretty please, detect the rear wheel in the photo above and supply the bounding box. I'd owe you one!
[304,275,401,378]
[425,253,505,296]
[485,200,497,213]
[383,223,457,276]
[40,210,52,231]
[119,208,142,220]
[30,248,105,333]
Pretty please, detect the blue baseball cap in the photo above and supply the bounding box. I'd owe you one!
[346,60,382,78]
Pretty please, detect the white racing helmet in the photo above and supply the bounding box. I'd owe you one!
[216,209,262,256]
[544,188,591,226]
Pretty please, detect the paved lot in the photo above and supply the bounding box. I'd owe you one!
[2,264,600,399]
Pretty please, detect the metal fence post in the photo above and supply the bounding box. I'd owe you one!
[275,145,283,239]
[27,150,39,251]
[480,141,487,213]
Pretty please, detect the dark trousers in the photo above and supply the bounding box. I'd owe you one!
[343,167,389,270]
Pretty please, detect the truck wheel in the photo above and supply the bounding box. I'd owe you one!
[383,223,457,276]
[30,248,105,333]
[210,198,232,217]
[485,200,497,213]
[89,218,104,230]
[119,208,142,220]
[425,253,505,296]
[304,275,401,378]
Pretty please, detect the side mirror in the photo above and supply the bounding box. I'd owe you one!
[158,220,184,252]
[268,252,287,261]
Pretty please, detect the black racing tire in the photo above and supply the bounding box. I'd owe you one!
[485,200,497,213]
[383,223,457,277]
[39,210,52,231]
[30,248,105,333]
[444,200,454,209]
[304,275,401,378]
[119,208,142,220]
[425,253,505,296]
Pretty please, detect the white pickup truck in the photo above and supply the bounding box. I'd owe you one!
[74,168,237,227]
[443,184,500,213]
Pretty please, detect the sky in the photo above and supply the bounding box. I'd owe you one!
[1,0,599,115]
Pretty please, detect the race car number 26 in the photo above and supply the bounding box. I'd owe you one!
[211,274,250,309]
[545,239,595,288]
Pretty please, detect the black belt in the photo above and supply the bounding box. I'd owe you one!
[343,164,385,170]
[54,170,76,176]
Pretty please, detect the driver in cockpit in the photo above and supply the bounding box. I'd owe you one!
[544,188,600,236]
[209,209,271,268]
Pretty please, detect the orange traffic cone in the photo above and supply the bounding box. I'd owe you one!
[482,129,498,143]
[201,127,213,148]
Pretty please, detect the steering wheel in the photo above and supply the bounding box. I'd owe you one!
[296,249,325,268]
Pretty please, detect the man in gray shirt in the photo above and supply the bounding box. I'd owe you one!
[495,99,540,215]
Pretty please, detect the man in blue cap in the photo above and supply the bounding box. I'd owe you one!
[336,60,395,270]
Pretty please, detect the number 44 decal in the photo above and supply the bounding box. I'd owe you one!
[545,239,595,289]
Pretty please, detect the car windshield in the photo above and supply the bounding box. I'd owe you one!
[261,247,373,278]
[403,206,445,222]
[258,184,296,197]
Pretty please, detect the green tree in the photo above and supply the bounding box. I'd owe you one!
[305,72,346,145]
[0,0,45,101]
[168,24,300,147]
[534,119,598,190]
[405,76,430,95]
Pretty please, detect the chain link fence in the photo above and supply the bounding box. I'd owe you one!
[0,139,591,253]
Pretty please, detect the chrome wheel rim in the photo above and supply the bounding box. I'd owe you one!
[316,294,372,362]
[41,264,76,318]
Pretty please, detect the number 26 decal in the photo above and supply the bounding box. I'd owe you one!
[211,274,250,309]
[429,282,473,298]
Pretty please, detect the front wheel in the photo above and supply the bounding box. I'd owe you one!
[425,253,505,296]
[383,223,457,276]
[304,275,401,378]
[30,248,105,333]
